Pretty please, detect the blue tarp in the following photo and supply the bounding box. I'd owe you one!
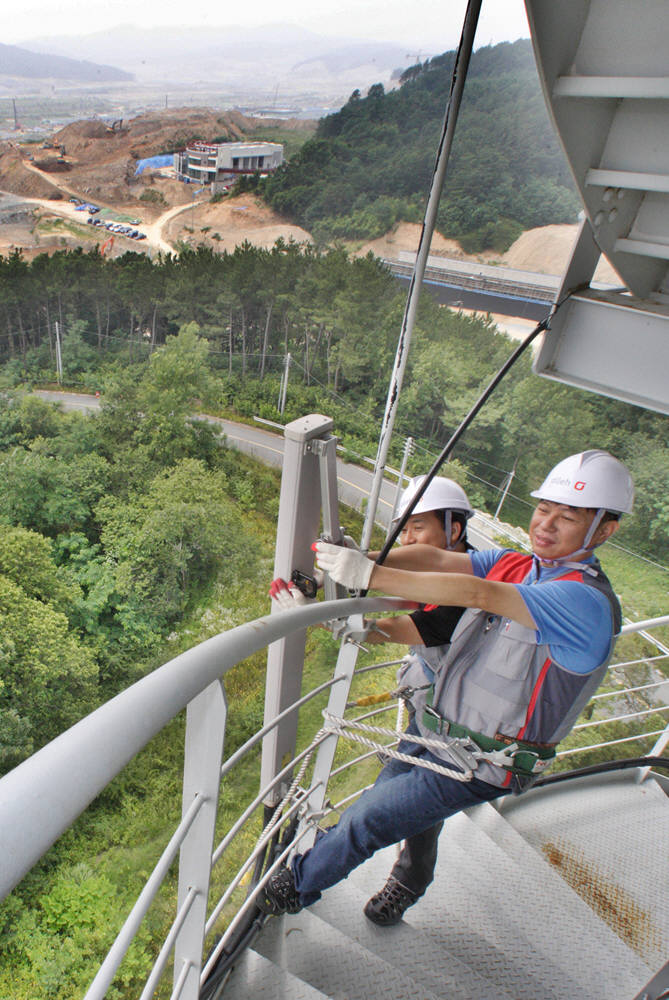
[134,154,174,175]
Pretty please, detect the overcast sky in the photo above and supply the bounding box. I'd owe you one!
[5,0,530,52]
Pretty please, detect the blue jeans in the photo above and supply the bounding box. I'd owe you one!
[292,725,504,906]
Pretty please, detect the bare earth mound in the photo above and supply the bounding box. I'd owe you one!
[358,222,466,261]
[163,193,313,253]
[0,145,64,201]
[359,220,620,283]
[1,108,312,212]
[500,223,620,283]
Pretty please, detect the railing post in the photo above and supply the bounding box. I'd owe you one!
[261,414,336,807]
[173,680,227,999]
[297,629,363,851]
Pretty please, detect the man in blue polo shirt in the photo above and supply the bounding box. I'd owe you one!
[258,450,633,921]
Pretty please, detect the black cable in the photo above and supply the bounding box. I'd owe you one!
[374,312,550,568]
[199,807,300,997]
[531,754,669,789]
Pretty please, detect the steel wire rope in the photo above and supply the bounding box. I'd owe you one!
[368,311,550,576]
[359,0,483,553]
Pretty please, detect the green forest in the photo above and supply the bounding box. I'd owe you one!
[0,239,667,995]
[2,243,668,559]
[240,40,581,251]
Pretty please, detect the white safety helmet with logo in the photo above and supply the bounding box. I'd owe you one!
[531,450,634,561]
[393,475,473,550]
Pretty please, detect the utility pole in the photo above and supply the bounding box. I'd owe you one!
[494,456,517,521]
[278,352,291,414]
[54,322,63,385]
[391,436,414,522]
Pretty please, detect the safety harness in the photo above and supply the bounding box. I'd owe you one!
[421,689,557,777]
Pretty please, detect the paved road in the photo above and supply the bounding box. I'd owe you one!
[34,389,496,549]
[34,390,401,530]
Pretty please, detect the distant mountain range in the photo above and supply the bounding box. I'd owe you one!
[0,42,133,82]
[20,24,412,95]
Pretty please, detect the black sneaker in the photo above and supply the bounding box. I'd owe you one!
[363,877,417,926]
[257,864,302,916]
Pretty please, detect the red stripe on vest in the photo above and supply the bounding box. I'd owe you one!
[501,654,553,789]
[487,554,590,786]
[518,655,553,741]
[486,551,533,583]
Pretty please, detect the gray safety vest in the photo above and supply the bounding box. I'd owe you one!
[414,555,621,790]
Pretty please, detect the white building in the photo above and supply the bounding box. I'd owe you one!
[174,141,284,193]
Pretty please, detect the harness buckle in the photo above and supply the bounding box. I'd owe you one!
[424,705,448,735]
[483,743,552,775]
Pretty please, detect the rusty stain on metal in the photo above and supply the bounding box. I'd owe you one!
[542,839,663,961]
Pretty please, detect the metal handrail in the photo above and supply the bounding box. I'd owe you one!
[592,678,669,699]
[573,704,669,730]
[219,674,345,780]
[211,735,329,869]
[558,730,667,757]
[0,595,408,902]
[84,793,205,1000]
[1,604,666,1000]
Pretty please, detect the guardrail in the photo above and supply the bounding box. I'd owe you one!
[383,258,559,303]
[0,603,666,1000]
[0,596,409,999]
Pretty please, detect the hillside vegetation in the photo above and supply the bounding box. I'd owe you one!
[243,40,580,252]
[1,243,667,563]
[0,242,667,996]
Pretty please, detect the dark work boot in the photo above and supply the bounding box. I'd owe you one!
[256,864,303,916]
[363,876,418,926]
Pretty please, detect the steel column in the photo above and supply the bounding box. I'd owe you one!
[260,414,335,806]
[173,680,227,998]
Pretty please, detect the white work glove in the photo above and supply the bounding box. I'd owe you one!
[269,577,309,611]
[312,540,375,591]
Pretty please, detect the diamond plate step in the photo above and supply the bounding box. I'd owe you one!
[253,906,444,1000]
[345,836,589,1000]
[439,808,651,1000]
[222,946,330,1000]
[491,771,669,970]
[313,868,516,1000]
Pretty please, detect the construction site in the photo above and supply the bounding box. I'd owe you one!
[0,106,618,300]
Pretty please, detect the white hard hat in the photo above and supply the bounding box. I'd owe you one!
[394,475,474,523]
[531,450,634,514]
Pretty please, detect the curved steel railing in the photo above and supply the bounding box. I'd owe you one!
[0,603,666,1000]
[0,596,409,1000]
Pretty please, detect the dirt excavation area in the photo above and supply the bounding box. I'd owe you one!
[0,108,312,260]
[359,221,619,283]
[162,193,313,253]
[0,107,619,285]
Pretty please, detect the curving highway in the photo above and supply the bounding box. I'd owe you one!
[34,390,400,529]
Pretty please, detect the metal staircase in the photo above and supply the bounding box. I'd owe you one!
[0,412,666,999]
[223,770,669,1000]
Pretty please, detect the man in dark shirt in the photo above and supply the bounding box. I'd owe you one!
[270,475,475,924]
[360,476,475,924]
